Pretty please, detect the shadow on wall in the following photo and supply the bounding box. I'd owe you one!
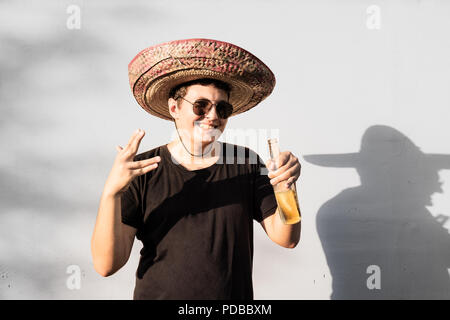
[303,125,450,299]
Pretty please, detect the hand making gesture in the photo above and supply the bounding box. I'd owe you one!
[103,129,161,196]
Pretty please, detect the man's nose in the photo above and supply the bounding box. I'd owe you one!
[205,104,219,119]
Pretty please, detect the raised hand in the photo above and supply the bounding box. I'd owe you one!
[103,129,161,196]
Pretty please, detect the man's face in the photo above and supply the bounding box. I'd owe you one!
[169,84,229,145]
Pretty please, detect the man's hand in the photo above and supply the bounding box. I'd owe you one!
[103,129,161,196]
[266,151,301,188]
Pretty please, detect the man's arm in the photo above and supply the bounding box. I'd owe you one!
[91,129,160,276]
[91,192,137,277]
[260,206,301,248]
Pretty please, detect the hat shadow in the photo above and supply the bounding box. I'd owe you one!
[303,125,450,299]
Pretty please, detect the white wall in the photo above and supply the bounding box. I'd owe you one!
[1,0,449,299]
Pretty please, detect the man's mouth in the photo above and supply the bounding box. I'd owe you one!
[196,123,219,129]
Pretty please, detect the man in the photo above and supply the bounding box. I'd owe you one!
[91,39,301,299]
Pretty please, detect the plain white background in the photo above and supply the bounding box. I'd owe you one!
[0,0,449,299]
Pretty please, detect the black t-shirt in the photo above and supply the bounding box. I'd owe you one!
[120,142,277,300]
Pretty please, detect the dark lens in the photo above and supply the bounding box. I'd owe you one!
[216,101,233,119]
[192,99,210,116]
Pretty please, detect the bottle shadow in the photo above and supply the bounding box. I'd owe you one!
[303,125,450,299]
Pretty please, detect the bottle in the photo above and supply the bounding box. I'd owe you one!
[268,138,301,224]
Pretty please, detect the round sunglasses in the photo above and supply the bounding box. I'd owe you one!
[177,96,233,119]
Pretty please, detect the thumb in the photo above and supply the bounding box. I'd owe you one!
[266,159,276,171]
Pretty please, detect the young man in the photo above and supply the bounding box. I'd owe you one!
[91,39,301,299]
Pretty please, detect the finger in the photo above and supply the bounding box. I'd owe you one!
[270,163,300,185]
[128,129,145,154]
[267,156,289,177]
[116,145,123,152]
[132,162,159,176]
[270,168,296,185]
[268,155,298,178]
[127,156,161,169]
[285,176,296,187]
[276,152,290,167]
[125,129,141,148]
[266,159,276,171]
[124,129,145,157]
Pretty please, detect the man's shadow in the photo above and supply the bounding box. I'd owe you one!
[303,125,450,299]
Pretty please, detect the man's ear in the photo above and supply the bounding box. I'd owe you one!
[168,98,179,120]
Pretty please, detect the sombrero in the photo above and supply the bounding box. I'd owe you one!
[128,38,276,121]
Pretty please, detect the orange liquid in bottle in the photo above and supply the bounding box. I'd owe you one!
[275,189,301,224]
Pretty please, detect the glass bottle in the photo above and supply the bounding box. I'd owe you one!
[268,138,301,224]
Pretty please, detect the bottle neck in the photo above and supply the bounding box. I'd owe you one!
[268,139,280,160]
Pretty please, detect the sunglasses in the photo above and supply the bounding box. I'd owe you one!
[177,97,233,119]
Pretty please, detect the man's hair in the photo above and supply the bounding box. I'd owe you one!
[169,78,231,101]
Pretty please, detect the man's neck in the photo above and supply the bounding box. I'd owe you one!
[168,140,221,166]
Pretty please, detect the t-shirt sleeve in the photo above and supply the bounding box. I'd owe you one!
[120,174,143,229]
[253,154,278,223]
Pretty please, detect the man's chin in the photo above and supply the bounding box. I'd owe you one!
[194,128,222,142]
[198,135,217,144]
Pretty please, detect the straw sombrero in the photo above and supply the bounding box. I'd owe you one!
[128,38,276,121]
